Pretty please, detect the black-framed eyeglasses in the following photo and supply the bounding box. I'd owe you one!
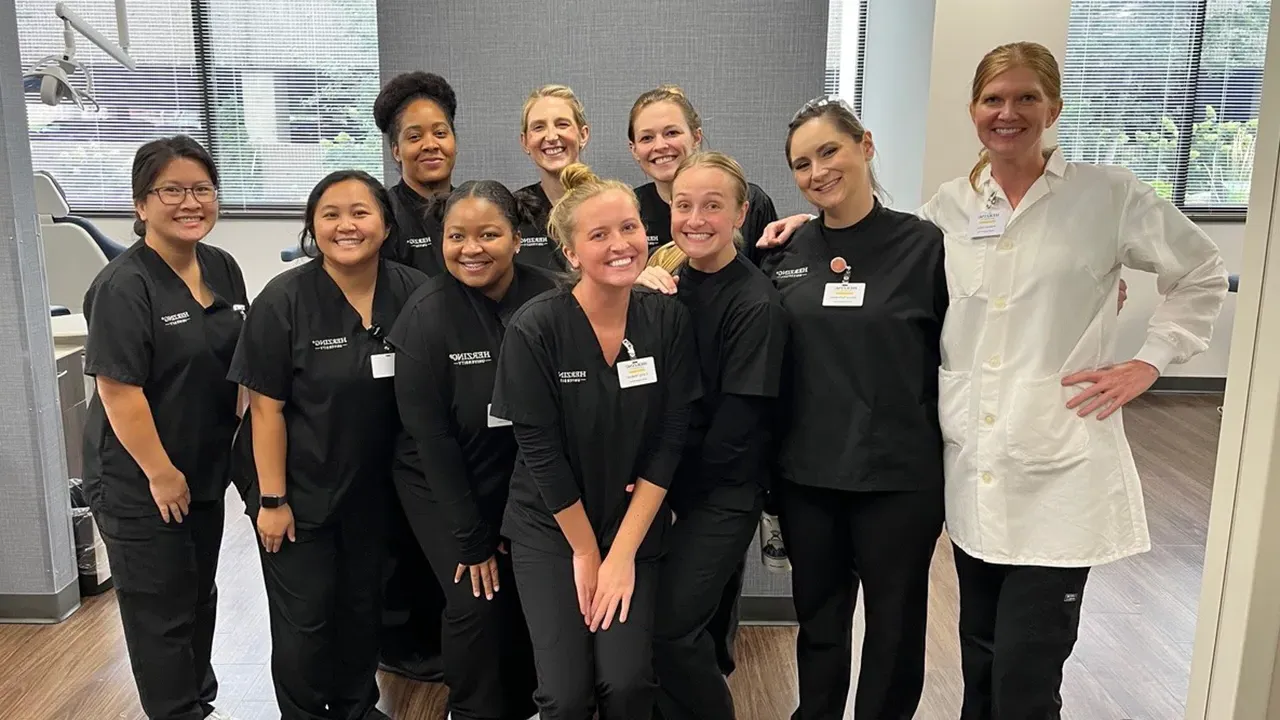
[792,95,858,122]
[150,185,218,205]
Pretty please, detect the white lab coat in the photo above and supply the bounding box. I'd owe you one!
[917,148,1229,568]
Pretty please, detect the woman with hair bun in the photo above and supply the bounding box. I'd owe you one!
[386,180,552,720]
[371,69,459,681]
[373,70,460,278]
[491,162,701,720]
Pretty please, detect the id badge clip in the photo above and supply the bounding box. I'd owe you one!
[823,257,865,307]
[617,338,658,388]
[969,194,1009,239]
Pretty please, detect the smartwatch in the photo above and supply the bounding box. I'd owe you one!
[260,494,288,509]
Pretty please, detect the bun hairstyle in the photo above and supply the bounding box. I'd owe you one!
[521,83,588,133]
[131,134,219,238]
[627,84,703,142]
[298,170,396,259]
[373,71,458,140]
[424,180,530,235]
[967,41,1064,190]
[545,162,639,265]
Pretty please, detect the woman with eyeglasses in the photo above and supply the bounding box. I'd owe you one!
[82,135,247,720]
[228,170,427,720]
[762,96,948,720]
[513,83,590,272]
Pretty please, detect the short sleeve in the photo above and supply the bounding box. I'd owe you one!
[491,320,559,426]
[227,286,294,401]
[83,273,153,386]
[720,299,787,398]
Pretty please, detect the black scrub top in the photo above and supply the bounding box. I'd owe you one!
[81,242,249,517]
[513,182,567,272]
[759,202,948,493]
[227,257,428,529]
[385,263,558,565]
[381,179,450,278]
[673,255,787,509]
[492,287,702,559]
[634,181,780,267]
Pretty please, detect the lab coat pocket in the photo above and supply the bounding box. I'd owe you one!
[1006,374,1089,470]
[937,368,969,446]
[943,233,985,299]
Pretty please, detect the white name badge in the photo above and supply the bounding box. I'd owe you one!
[823,282,866,307]
[968,208,1009,239]
[371,353,395,378]
[487,403,512,428]
[618,357,658,388]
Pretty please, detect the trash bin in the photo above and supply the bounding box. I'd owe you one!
[69,479,112,597]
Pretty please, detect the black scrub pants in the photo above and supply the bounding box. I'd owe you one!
[707,559,745,676]
[952,544,1090,720]
[258,490,388,720]
[653,482,764,720]
[393,472,537,720]
[96,500,224,720]
[512,542,659,720]
[380,460,445,680]
[777,481,944,720]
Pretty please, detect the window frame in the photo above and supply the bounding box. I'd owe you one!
[1062,0,1264,223]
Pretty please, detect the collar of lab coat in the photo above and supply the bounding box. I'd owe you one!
[977,146,1068,191]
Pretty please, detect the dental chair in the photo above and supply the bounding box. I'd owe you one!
[34,171,130,311]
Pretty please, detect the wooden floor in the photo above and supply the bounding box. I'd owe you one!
[0,394,1221,720]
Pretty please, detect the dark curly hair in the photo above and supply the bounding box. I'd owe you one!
[373,71,458,141]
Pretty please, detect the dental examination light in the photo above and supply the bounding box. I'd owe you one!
[22,1,136,112]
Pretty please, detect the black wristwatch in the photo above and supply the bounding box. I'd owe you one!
[260,494,288,509]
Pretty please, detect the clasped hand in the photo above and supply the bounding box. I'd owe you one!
[573,548,636,633]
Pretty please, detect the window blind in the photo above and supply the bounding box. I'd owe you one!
[823,0,869,116]
[17,0,382,214]
[1059,0,1270,215]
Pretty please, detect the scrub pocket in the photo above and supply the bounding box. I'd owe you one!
[1006,374,1090,470]
[943,232,986,299]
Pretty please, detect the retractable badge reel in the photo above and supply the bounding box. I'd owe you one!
[369,324,395,379]
[968,192,1009,239]
[617,338,658,388]
[823,256,865,307]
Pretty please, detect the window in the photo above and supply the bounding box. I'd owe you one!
[1059,0,1271,217]
[824,0,869,116]
[17,0,381,214]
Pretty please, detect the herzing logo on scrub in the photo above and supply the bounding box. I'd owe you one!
[522,236,550,247]
[558,370,588,384]
[774,267,809,280]
[450,350,492,366]
[161,311,191,327]
[311,337,348,350]
[407,236,433,248]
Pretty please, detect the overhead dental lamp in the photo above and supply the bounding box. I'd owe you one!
[22,1,136,112]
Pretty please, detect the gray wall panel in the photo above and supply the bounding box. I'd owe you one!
[377,0,828,217]
[0,0,78,611]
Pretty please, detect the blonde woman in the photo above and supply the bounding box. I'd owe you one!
[492,162,700,720]
[514,84,591,271]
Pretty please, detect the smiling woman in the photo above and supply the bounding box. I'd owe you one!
[514,84,591,272]
[227,168,427,720]
[490,161,702,719]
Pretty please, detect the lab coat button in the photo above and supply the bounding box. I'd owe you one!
[982,472,994,484]
[999,240,1012,251]
[994,296,1007,309]
[984,414,996,426]
[989,355,1002,368]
